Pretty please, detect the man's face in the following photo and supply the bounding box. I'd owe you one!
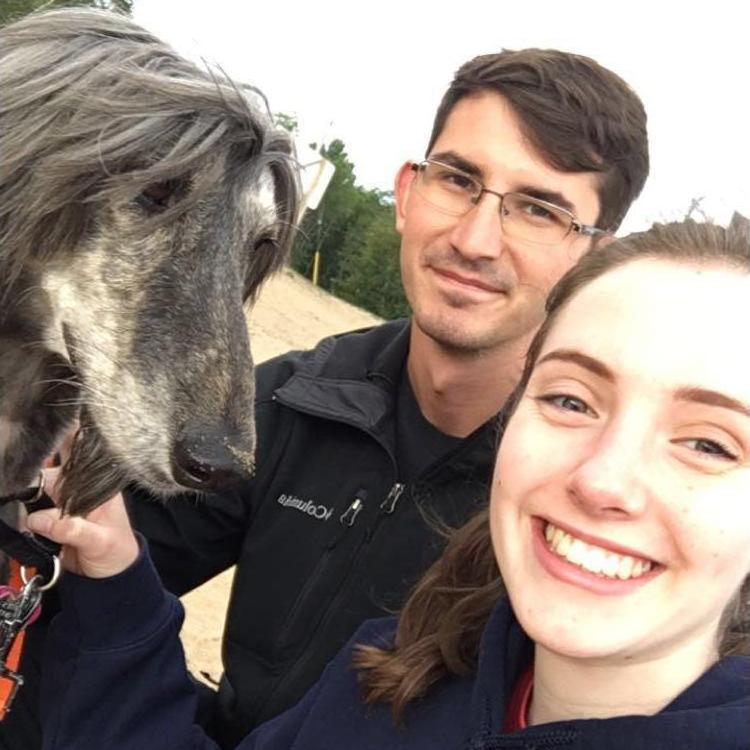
[395,91,602,353]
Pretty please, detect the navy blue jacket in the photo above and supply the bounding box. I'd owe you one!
[42,544,750,750]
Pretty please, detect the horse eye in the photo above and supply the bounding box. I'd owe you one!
[134,179,185,213]
[244,236,282,301]
[254,236,279,254]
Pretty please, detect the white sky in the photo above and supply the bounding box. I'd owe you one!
[133,0,749,234]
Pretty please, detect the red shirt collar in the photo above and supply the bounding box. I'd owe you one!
[503,666,534,733]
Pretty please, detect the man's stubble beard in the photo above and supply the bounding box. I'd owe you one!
[411,292,546,358]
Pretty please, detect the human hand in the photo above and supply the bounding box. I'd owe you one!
[25,467,139,579]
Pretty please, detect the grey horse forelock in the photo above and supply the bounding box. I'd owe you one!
[0,7,299,295]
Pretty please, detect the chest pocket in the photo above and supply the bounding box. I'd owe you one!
[228,484,374,662]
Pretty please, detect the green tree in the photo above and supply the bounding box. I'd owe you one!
[1,0,132,27]
[284,128,408,320]
[332,198,410,320]
[292,139,363,288]
[274,112,299,134]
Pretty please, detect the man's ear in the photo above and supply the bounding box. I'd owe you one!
[592,232,617,250]
[394,161,417,234]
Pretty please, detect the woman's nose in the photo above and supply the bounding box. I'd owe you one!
[566,426,650,519]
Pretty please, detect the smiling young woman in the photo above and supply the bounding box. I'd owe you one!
[35,218,750,749]
[356,218,750,741]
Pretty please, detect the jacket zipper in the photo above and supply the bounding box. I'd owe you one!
[379,482,405,514]
[340,496,364,526]
[264,481,408,719]
[275,490,367,647]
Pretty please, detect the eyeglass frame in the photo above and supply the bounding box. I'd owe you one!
[410,159,606,243]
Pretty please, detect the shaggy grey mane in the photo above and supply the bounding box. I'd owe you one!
[0,8,299,513]
[0,8,297,292]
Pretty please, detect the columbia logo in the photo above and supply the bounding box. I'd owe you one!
[276,493,333,522]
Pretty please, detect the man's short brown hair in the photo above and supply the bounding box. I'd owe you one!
[427,50,649,232]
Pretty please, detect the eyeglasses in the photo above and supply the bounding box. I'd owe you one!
[411,160,605,246]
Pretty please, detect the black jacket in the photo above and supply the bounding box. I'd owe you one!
[128,319,497,747]
[42,547,750,750]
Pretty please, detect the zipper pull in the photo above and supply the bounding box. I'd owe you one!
[340,492,365,527]
[380,483,405,514]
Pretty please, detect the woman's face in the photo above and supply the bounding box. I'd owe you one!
[491,258,750,665]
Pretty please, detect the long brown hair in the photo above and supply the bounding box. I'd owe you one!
[355,217,750,722]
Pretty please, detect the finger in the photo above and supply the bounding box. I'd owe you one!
[84,497,133,530]
[26,508,91,547]
[27,508,139,578]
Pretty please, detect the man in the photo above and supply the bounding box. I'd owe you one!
[6,49,648,749]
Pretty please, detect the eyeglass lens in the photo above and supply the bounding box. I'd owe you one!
[416,162,573,244]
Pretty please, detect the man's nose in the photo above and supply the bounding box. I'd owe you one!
[448,192,506,261]
[566,424,650,519]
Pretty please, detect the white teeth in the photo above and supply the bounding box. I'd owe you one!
[544,522,653,581]
[617,556,635,580]
[582,546,606,575]
[602,553,621,578]
[567,539,586,566]
[552,526,563,548]
[557,532,572,557]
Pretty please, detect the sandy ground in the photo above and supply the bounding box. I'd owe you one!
[180,267,382,686]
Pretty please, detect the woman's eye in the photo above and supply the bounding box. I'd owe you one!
[537,393,593,415]
[680,438,739,461]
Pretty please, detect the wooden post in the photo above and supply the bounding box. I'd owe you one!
[312,250,321,286]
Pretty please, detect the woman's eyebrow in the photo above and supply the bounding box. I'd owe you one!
[537,353,750,418]
[536,349,615,381]
[674,387,750,418]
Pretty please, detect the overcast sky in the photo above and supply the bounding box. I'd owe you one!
[133,0,749,234]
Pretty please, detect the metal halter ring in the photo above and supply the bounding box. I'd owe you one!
[21,555,61,592]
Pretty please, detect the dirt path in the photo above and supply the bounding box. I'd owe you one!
[180,267,382,685]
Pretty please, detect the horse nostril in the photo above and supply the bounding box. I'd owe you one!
[177,453,214,486]
[171,423,254,492]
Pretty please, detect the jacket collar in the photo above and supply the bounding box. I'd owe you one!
[273,319,501,475]
[272,320,410,432]
[469,598,750,749]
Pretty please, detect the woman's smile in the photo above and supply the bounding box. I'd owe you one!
[530,516,663,596]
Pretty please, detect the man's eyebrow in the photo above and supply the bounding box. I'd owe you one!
[428,151,483,179]
[674,387,750,418]
[516,186,575,214]
[536,349,614,381]
[426,154,578,214]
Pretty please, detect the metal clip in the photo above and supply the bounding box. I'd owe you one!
[0,575,45,713]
